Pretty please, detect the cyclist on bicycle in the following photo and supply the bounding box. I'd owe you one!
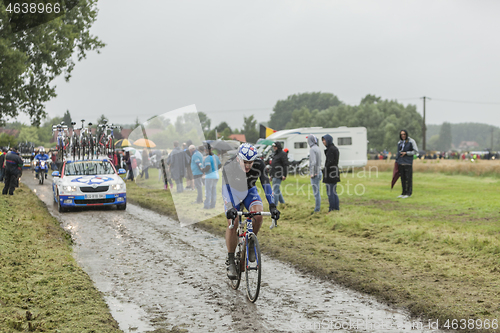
[222,143,280,280]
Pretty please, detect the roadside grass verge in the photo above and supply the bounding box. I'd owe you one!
[128,168,500,330]
[0,184,121,333]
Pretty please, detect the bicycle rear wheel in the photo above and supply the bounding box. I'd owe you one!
[245,233,261,302]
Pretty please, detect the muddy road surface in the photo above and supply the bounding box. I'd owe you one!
[24,174,444,333]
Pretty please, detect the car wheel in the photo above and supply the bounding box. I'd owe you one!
[117,203,126,210]
[57,191,65,213]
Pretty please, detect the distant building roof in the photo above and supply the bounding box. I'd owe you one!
[228,134,246,142]
[458,141,479,149]
[121,129,132,138]
[0,128,20,137]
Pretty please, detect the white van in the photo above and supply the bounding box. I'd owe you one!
[265,127,367,168]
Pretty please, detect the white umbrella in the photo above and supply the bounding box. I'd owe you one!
[123,147,136,155]
[134,150,142,161]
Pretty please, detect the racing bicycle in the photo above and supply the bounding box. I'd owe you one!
[97,120,120,158]
[69,121,79,161]
[228,210,277,303]
[75,119,94,160]
[52,123,69,164]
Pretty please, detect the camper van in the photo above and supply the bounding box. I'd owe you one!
[264,127,367,168]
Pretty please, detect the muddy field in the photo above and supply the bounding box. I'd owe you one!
[23,174,445,333]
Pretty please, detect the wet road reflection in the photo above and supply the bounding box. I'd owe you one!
[23,175,447,333]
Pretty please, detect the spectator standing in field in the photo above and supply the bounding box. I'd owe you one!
[124,151,134,181]
[396,129,418,198]
[322,134,340,212]
[269,142,288,208]
[184,140,194,190]
[190,144,205,204]
[2,147,23,195]
[140,149,150,179]
[202,143,222,209]
[167,141,187,193]
[308,134,322,213]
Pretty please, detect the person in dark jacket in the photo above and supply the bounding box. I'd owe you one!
[167,141,188,193]
[396,129,419,198]
[124,151,134,181]
[184,139,194,190]
[2,147,23,195]
[269,142,288,207]
[322,134,340,212]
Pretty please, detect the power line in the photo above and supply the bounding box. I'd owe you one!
[139,107,273,119]
[430,98,500,105]
[201,107,272,113]
[393,97,421,101]
[395,97,500,105]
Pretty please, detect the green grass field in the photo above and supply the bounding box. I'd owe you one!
[129,167,500,328]
[0,184,122,333]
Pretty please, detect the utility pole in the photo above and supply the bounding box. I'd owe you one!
[420,96,430,151]
[491,127,494,150]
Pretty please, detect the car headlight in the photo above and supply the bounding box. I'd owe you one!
[62,185,77,192]
[112,184,123,191]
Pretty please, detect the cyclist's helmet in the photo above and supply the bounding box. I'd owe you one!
[40,147,45,153]
[238,143,258,162]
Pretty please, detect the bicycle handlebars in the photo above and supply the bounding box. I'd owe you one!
[228,211,277,230]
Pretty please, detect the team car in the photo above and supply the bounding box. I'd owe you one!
[52,159,127,212]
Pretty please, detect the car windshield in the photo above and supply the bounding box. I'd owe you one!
[64,161,115,176]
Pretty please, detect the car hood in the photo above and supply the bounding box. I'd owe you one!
[62,174,123,186]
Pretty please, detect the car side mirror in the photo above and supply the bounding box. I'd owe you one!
[118,168,126,175]
[52,171,60,177]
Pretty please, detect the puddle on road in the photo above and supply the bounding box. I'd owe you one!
[106,296,154,333]
[23,176,449,333]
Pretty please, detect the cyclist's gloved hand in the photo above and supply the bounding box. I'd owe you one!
[226,207,238,220]
[269,204,280,220]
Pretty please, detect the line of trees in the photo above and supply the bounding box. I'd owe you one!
[426,123,500,151]
[0,0,105,126]
[269,92,423,152]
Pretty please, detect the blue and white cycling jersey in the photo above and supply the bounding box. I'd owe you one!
[221,157,274,211]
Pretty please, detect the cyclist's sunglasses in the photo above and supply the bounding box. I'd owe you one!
[243,160,254,165]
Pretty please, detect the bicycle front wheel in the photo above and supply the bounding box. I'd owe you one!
[229,250,242,290]
[245,233,261,302]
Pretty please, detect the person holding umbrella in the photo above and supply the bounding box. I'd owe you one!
[124,151,134,181]
[140,149,150,179]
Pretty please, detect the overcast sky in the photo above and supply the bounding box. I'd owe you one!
[27,0,500,129]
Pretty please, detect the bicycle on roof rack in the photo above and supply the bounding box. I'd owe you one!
[228,210,277,303]
[97,119,120,161]
[74,119,94,160]
[52,122,69,164]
